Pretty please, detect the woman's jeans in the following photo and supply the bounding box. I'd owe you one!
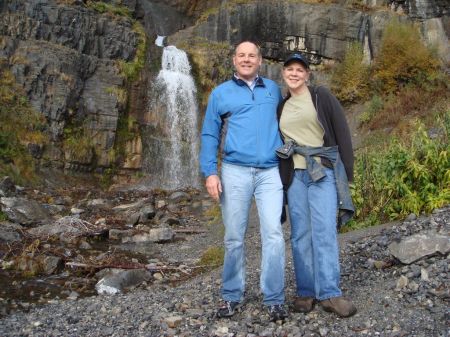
[287,168,342,300]
[220,162,285,305]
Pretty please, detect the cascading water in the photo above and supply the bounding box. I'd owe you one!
[143,46,200,190]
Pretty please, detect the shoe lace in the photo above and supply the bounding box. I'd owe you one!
[226,301,233,312]
[270,304,285,313]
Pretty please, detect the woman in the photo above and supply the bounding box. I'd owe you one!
[277,53,357,317]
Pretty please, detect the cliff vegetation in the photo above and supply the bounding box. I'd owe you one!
[0,60,48,184]
[329,19,449,229]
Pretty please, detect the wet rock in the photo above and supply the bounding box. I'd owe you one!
[70,207,85,215]
[112,199,149,212]
[78,240,92,250]
[43,203,66,215]
[95,269,152,295]
[155,199,167,209]
[122,227,175,243]
[0,221,23,242]
[28,220,82,238]
[160,216,180,226]
[0,176,15,197]
[95,218,106,226]
[86,199,112,209]
[67,291,79,300]
[41,256,63,275]
[0,197,52,226]
[126,212,141,227]
[388,231,450,264]
[169,191,190,203]
[140,205,156,221]
[148,227,175,243]
[109,228,135,240]
[117,242,159,256]
[28,216,101,243]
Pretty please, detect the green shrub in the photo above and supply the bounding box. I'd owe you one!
[118,22,147,82]
[197,246,224,266]
[86,1,132,18]
[63,122,94,162]
[366,77,449,131]
[203,203,222,224]
[372,18,440,94]
[349,115,449,229]
[331,42,370,103]
[0,210,7,221]
[99,167,116,189]
[0,60,47,184]
[359,95,383,124]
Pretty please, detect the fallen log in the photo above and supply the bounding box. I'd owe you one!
[173,228,208,234]
[66,261,219,273]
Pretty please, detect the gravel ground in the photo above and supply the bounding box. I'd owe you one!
[0,204,448,337]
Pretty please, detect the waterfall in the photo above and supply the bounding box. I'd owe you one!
[143,45,200,190]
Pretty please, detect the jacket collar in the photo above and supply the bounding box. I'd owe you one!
[232,74,265,87]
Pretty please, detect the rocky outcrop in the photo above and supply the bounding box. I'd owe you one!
[0,0,139,169]
[390,0,449,19]
[170,1,449,65]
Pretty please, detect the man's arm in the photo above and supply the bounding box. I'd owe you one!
[199,91,223,199]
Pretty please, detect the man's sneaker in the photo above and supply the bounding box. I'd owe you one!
[267,304,288,322]
[216,301,241,318]
[320,296,357,318]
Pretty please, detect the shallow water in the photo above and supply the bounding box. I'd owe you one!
[0,237,161,317]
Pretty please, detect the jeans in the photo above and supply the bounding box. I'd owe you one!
[287,168,342,300]
[220,162,285,305]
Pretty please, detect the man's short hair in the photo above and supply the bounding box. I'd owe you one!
[233,40,261,56]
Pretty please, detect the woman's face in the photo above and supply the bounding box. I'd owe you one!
[282,61,310,94]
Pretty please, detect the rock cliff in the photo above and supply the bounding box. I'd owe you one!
[0,0,140,170]
[0,0,448,185]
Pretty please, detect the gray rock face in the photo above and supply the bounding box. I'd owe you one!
[182,2,391,62]
[390,0,449,19]
[173,1,449,64]
[1,0,138,61]
[0,0,136,168]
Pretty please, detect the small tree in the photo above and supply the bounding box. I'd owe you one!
[372,18,440,94]
[331,42,370,103]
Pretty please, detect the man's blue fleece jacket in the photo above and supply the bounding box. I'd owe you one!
[199,76,283,177]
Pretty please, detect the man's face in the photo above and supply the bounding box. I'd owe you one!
[232,42,262,81]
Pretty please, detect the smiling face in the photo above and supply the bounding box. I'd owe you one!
[282,60,310,95]
[233,42,262,81]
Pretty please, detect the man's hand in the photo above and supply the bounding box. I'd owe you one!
[205,175,222,201]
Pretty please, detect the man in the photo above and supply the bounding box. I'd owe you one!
[199,41,287,322]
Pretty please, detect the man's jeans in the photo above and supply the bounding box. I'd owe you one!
[287,168,342,300]
[220,162,285,305]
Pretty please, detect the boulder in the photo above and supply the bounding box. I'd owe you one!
[0,197,52,226]
[388,231,450,264]
[95,268,152,295]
